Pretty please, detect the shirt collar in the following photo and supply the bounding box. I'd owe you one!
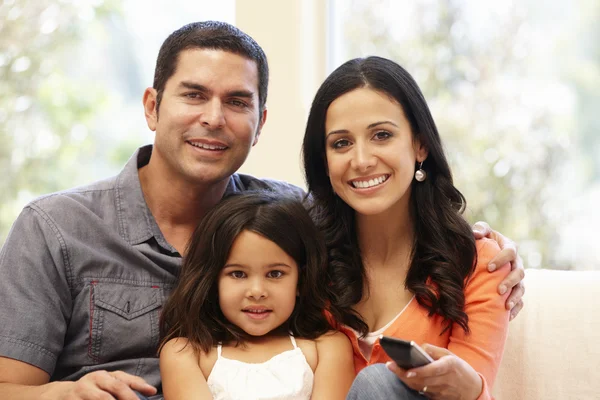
[114,144,242,251]
[115,145,158,247]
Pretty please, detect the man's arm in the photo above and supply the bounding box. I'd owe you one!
[472,221,525,320]
[0,206,157,399]
[0,357,156,400]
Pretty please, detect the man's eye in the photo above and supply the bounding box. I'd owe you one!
[229,99,248,108]
[185,93,202,99]
[267,270,283,279]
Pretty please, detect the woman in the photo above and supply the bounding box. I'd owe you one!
[303,56,510,399]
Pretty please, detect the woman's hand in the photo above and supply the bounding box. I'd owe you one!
[472,221,525,320]
[386,344,483,400]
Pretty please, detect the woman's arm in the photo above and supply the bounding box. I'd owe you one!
[387,238,511,399]
[160,338,214,400]
[311,331,356,400]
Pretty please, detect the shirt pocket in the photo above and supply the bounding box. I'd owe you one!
[89,283,163,363]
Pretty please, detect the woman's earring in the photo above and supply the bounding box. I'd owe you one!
[415,161,427,182]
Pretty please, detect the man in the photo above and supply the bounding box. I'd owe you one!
[0,21,524,399]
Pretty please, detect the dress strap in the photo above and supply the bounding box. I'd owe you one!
[290,335,298,349]
[217,343,222,358]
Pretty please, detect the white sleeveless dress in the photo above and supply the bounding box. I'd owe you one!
[206,336,314,400]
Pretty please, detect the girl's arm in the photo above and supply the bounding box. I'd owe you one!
[160,338,214,400]
[311,331,356,400]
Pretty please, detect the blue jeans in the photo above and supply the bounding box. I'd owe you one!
[346,364,426,400]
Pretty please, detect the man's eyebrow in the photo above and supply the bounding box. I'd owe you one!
[227,90,255,99]
[326,120,399,138]
[179,81,210,92]
[178,81,255,100]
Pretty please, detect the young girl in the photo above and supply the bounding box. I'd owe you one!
[158,191,355,400]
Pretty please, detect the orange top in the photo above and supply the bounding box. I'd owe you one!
[337,238,510,400]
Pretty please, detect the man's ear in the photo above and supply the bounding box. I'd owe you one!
[143,88,158,131]
[252,107,268,146]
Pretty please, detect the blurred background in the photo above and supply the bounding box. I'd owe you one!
[1,0,598,270]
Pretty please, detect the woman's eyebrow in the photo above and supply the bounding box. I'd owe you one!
[367,120,399,129]
[326,120,398,138]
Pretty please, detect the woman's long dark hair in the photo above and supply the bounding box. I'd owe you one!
[159,191,333,354]
[302,56,477,336]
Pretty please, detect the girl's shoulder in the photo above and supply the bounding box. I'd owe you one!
[160,337,219,377]
[296,331,351,371]
[294,336,318,370]
[313,331,353,354]
[160,337,218,361]
[160,337,195,358]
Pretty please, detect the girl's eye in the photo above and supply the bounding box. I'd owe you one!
[230,271,246,279]
[373,131,392,140]
[332,139,351,149]
[267,270,284,279]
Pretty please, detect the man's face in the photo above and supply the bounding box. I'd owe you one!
[143,49,266,186]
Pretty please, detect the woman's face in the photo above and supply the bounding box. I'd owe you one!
[324,87,427,218]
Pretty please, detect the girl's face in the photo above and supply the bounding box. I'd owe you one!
[324,87,427,218]
[218,230,299,338]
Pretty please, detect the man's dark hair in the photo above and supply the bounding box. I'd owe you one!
[153,21,268,114]
[159,191,333,354]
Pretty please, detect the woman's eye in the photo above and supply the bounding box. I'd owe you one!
[267,270,284,279]
[332,139,351,149]
[230,271,246,279]
[374,131,392,140]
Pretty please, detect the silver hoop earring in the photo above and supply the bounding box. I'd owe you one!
[415,161,427,182]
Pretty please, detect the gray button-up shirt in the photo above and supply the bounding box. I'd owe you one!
[0,145,303,397]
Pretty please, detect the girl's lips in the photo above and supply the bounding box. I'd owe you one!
[243,310,272,320]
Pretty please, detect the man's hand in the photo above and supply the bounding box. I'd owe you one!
[0,357,158,400]
[472,221,525,320]
[52,370,157,400]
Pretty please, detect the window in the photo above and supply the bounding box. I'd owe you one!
[0,0,234,242]
[330,0,600,270]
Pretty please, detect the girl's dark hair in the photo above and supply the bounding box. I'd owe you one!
[302,56,477,336]
[159,191,332,354]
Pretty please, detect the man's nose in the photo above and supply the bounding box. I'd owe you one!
[199,98,225,129]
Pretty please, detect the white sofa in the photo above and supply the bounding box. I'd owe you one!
[492,269,600,399]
